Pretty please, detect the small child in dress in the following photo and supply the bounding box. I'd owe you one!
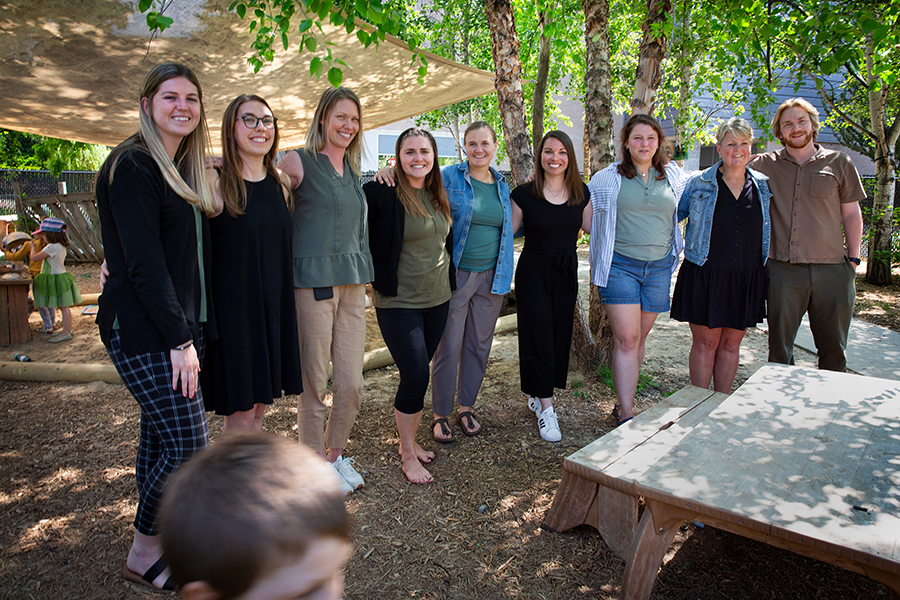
[2,232,57,332]
[159,432,351,600]
[30,218,81,343]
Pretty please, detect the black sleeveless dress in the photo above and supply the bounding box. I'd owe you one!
[202,174,303,415]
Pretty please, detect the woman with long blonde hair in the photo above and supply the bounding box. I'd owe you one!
[277,87,373,495]
[96,62,216,592]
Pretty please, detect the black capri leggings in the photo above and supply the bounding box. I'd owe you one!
[375,302,450,414]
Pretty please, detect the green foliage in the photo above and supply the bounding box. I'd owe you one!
[410,0,591,160]
[596,364,657,395]
[0,130,109,177]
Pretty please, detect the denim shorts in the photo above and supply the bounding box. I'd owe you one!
[599,251,675,313]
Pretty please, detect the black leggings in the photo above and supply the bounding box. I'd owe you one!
[375,302,450,414]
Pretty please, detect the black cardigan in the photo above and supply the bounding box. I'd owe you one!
[363,180,456,297]
[96,148,216,353]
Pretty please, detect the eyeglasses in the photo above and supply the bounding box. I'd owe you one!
[239,114,277,129]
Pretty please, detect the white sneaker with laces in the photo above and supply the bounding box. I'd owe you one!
[536,406,561,442]
[332,455,364,490]
[330,462,355,496]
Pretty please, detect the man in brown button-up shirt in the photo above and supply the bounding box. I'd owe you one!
[749,98,864,371]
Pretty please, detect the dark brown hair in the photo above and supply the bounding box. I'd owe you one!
[159,433,350,599]
[531,130,584,207]
[219,94,291,218]
[617,114,669,181]
[39,230,70,247]
[394,128,451,222]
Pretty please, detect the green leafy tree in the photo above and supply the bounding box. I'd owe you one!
[0,129,108,177]
[723,0,900,285]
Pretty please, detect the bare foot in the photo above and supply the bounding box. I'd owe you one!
[413,442,434,463]
[401,456,434,484]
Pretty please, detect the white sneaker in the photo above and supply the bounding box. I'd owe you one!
[332,455,364,490]
[330,462,355,496]
[536,406,561,442]
[528,396,542,418]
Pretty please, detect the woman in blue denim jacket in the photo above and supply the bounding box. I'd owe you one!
[671,118,771,393]
[376,122,513,442]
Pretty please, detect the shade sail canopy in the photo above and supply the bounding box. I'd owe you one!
[0,1,495,149]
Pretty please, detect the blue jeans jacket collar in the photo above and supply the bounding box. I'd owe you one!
[679,160,772,267]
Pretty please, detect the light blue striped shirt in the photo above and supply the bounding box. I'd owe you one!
[587,161,692,288]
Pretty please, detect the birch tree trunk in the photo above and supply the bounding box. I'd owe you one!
[485,0,534,186]
[575,0,616,367]
[864,32,900,285]
[631,0,672,115]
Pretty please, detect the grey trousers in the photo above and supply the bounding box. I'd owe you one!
[430,268,504,416]
[765,259,856,372]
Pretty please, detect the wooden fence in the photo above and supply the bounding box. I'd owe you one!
[12,182,103,263]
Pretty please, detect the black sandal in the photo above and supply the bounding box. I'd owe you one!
[457,411,481,436]
[432,418,455,443]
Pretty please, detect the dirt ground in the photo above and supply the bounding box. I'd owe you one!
[1,258,898,600]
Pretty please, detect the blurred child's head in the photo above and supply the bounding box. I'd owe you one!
[32,218,69,246]
[159,432,351,600]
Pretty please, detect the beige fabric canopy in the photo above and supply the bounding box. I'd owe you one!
[0,0,495,149]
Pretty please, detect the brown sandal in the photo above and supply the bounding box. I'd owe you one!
[432,418,455,443]
[457,411,481,436]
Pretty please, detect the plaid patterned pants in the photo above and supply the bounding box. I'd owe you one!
[107,330,208,535]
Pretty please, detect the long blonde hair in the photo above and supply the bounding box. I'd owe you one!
[304,87,364,177]
[219,95,292,218]
[105,63,215,214]
[394,128,451,222]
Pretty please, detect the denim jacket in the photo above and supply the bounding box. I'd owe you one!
[441,161,514,294]
[678,161,772,267]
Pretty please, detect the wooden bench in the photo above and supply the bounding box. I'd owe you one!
[543,364,900,599]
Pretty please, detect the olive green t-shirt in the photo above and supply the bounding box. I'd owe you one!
[290,148,374,288]
[614,167,676,261]
[373,189,451,309]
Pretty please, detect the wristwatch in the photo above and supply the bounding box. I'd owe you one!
[848,257,861,265]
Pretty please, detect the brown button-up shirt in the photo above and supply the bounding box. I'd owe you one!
[749,146,865,264]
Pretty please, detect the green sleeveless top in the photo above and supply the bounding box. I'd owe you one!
[291,148,374,288]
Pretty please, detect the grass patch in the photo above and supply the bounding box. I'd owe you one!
[596,364,657,395]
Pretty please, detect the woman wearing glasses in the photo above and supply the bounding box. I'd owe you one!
[201,95,303,431]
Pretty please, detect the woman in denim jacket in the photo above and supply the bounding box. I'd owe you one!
[376,121,513,442]
[670,118,771,393]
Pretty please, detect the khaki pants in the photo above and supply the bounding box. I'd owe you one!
[766,259,855,372]
[294,285,366,451]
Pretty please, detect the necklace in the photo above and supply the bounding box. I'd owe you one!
[545,185,565,198]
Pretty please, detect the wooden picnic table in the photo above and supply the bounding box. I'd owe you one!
[543,364,900,599]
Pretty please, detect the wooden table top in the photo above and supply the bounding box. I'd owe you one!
[567,364,900,570]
